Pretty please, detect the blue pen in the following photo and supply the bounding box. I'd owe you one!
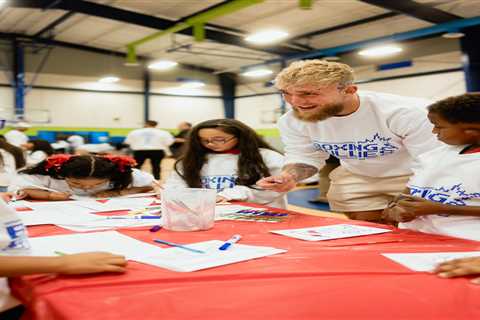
[153,239,205,254]
[107,216,161,219]
[219,234,242,250]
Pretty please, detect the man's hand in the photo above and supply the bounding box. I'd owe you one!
[256,172,297,192]
[57,252,127,274]
[434,257,480,284]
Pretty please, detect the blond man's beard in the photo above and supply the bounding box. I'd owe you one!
[292,103,344,122]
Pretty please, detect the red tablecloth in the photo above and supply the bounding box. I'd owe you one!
[10,205,480,320]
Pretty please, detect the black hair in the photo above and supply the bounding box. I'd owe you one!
[30,139,54,156]
[428,92,480,124]
[0,136,26,169]
[175,118,280,188]
[20,155,134,190]
[145,120,158,127]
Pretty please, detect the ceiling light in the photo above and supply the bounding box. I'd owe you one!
[98,76,119,83]
[245,30,289,45]
[242,68,274,77]
[148,60,178,70]
[180,81,205,89]
[442,32,465,39]
[358,45,403,57]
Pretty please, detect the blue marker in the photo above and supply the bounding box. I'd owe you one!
[107,216,161,219]
[219,234,242,251]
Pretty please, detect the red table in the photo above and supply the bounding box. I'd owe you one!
[11,205,480,320]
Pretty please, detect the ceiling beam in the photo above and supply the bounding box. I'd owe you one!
[0,32,215,73]
[358,0,461,24]
[8,0,301,56]
[33,11,75,38]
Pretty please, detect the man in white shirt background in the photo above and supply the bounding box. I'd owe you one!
[124,120,174,180]
[4,121,30,147]
[257,60,441,223]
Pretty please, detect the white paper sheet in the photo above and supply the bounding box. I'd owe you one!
[57,215,162,232]
[270,224,392,241]
[382,251,480,272]
[136,240,286,272]
[74,198,156,212]
[25,231,162,260]
[15,205,101,226]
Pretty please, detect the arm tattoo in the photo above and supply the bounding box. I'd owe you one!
[282,163,318,182]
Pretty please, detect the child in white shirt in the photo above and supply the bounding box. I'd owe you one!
[164,119,287,209]
[0,193,127,318]
[384,93,480,241]
[11,155,154,200]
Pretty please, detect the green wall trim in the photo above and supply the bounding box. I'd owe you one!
[0,126,280,138]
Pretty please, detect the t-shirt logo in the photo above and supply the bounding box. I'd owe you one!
[410,183,480,206]
[201,175,237,190]
[312,133,399,160]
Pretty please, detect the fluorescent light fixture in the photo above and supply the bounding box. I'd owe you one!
[245,30,289,44]
[148,60,178,70]
[98,76,119,83]
[242,68,273,77]
[180,81,205,89]
[358,45,402,57]
[442,32,465,39]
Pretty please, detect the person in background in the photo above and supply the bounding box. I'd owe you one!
[0,193,127,319]
[22,139,54,165]
[383,93,480,241]
[169,121,192,159]
[124,120,174,180]
[67,134,85,153]
[0,137,25,170]
[257,59,440,223]
[164,119,287,209]
[11,154,154,200]
[4,122,30,147]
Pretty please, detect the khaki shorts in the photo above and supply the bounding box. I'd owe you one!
[326,166,411,212]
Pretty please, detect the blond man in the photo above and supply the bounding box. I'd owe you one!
[257,60,440,222]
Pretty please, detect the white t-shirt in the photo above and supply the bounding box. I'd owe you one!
[4,130,28,147]
[165,148,287,209]
[76,143,114,154]
[0,150,17,187]
[400,145,480,241]
[0,278,20,313]
[67,135,85,148]
[278,91,441,178]
[125,128,174,151]
[10,168,154,196]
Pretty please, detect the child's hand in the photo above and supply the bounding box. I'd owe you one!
[256,172,297,192]
[216,195,229,204]
[56,252,127,274]
[0,191,27,202]
[396,195,446,216]
[434,257,480,284]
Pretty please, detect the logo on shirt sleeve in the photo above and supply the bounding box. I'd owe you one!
[410,183,480,206]
[201,175,237,190]
[312,133,399,160]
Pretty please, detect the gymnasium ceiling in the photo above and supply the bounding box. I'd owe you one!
[0,0,479,82]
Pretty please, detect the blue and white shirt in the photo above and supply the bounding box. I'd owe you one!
[400,145,480,241]
[164,148,287,209]
[278,91,440,177]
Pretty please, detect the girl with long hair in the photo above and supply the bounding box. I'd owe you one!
[164,119,287,208]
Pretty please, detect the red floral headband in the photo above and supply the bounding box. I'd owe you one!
[44,154,72,171]
[102,155,137,172]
